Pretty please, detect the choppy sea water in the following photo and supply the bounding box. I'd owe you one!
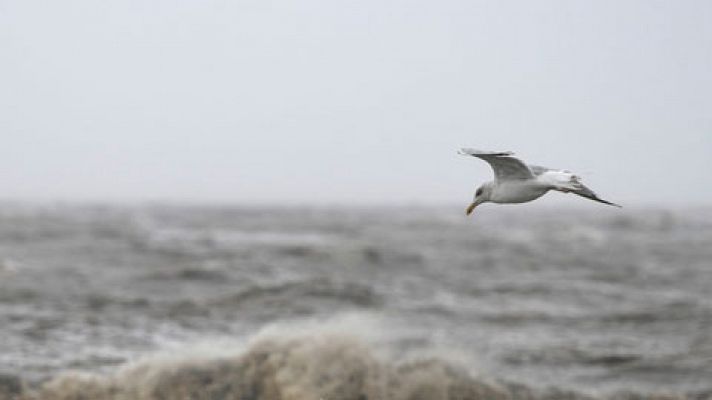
[0,203,710,399]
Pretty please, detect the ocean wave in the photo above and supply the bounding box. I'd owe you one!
[3,206,712,398]
[7,318,701,400]
[141,266,232,283]
[209,278,383,310]
[128,279,384,322]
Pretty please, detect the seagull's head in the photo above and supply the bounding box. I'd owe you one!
[466,182,493,216]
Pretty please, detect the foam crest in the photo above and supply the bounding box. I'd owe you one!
[14,317,692,400]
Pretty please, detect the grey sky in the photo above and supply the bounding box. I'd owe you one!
[2,0,711,205]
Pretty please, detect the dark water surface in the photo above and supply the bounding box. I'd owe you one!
[0,204,710,399]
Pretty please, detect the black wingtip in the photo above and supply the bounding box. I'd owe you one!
[597,198,622,208]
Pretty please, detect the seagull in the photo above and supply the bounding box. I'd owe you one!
[459,148,621,215]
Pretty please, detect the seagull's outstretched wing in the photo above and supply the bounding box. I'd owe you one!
[459,148,534,182]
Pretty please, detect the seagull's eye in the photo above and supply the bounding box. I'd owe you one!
[475,188,483,197]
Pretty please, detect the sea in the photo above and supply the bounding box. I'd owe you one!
[0,203,710,399]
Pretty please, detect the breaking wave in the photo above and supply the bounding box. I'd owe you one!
[6,317,702,400]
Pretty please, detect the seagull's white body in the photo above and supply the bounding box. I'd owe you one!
[459,148,620,214]
[489,180,550,204]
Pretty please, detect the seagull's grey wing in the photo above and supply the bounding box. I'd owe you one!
[459,148,534,181]
[529,165,550,176]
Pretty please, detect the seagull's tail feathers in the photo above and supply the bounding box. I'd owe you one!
[547,172,622,208]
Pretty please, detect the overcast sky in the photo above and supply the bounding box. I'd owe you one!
[2,0,710,206]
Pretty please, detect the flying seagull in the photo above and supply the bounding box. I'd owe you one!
[459,148,621,215]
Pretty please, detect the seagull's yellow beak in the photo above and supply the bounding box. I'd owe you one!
[466,202,478,216]
[466,197,485,215]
